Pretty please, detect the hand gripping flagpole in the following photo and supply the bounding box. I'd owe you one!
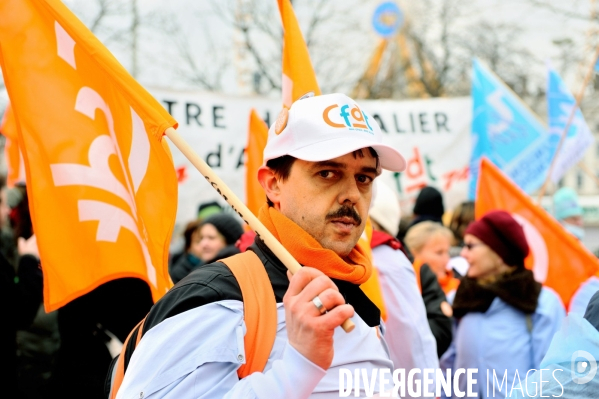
[165,127,355,333]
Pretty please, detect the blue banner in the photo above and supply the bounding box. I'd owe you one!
[547,65,594,182]
[469,59,555,198]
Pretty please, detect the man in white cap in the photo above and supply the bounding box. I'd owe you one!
[115,94,406,398]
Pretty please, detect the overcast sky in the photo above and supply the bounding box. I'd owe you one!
[55,0,595,96]
[0,0,596,107]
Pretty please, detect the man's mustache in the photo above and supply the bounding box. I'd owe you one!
[326,205,362,226]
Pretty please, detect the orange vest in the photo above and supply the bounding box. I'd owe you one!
[109,251,277,398]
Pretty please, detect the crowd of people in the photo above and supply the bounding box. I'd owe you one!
[2,92,599,398]
[1,178,154,398]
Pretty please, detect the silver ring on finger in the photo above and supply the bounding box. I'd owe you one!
[312,295,327,315]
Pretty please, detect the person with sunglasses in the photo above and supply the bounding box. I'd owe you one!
[440,210,566,398]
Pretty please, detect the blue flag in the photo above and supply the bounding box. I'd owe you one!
[547,65,594,183]
[469,59,555,198]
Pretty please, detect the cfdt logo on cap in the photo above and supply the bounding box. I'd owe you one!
[322,103,374,134]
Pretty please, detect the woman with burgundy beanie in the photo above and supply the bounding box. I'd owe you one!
[440,210,565,398]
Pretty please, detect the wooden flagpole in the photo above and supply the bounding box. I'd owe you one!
[578,161,599,187]
[165,127,355,333]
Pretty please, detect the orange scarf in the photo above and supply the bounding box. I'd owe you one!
[413,258,460,294]
[258,205,372,285]
[438,271,461,294]
[412,258,424,293]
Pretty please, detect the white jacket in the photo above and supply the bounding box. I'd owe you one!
[372,244,439,372]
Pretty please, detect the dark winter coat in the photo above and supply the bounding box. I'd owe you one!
[1,253,43,397]
[419,263,453,357]
[46,278,153,399]
[169,245,241,284]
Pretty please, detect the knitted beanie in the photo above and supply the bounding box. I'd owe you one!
[464,210,529,268]
[553,187,582,221]
[202,213,244,245]
[198,201,223,220]
[413,186,444,218]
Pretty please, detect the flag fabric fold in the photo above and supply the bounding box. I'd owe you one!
[475,158,598,307]
[358,218,387,322]
[245,0,322,213]
[0,0,178,311]
[546,65,594,182]
[0,102,26,186]
[277,0,321,108]
[469,59,555,198]
[245,109,269,216]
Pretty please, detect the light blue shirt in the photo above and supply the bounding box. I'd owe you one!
[440,287,565,398]
[569,276,599,316]
[373,245,439,371]
[116,300,394,398]
[506,313,599,398]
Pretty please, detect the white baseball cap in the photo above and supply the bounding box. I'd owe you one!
[263,93,406,172]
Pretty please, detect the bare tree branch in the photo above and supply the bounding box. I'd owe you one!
[240,25,281,91]
[303,0,330,48]
[523,0,591,21]
[89,0,110,33]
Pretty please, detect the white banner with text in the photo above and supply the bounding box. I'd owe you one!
[149,88,472,226]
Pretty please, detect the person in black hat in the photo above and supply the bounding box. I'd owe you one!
[408,186,445,229]
[197,201,223,221]
[169,213,243,284]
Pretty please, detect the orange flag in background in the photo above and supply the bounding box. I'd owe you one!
[0,102,26,186]
[277,0,321,108]
[358,218,387,321]
[245,109,269,216]
[244,1,321,213]
[0,0,178,311]
[476,158,599,307]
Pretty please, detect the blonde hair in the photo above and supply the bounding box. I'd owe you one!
[404,221,453,255]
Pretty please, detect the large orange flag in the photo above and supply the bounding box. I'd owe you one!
[476,158,599,307]
[0,102,25,186]
[245,109,269,216]
[278,0,321,108]
[0,0,178,311]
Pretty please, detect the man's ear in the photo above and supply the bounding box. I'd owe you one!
[257,166,281,208]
